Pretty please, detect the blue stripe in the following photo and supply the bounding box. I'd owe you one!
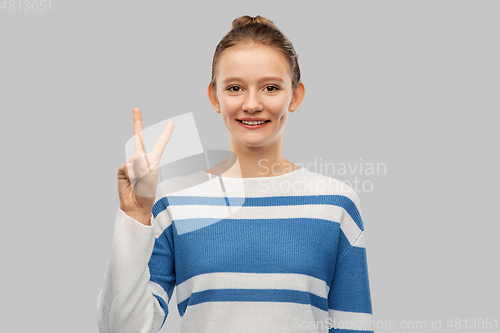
[152,294,169,328]
[172,217,339,285]
[178,289,328,316]
[152,195,363,230]
[174,217,225,235]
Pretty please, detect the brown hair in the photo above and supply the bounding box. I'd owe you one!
[210,15,301,91]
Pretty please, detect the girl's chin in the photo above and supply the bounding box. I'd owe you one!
[236,136,273,147]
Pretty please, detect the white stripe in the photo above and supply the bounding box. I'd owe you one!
[148,280,171,305]
[353,231,366,248]
[329,309,373,331]
[171,204,343,222]
[179,301,330,333]
[151,208,172,238]
[340,210,363,248]
[176,272,329,304]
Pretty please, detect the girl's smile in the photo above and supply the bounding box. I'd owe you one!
[237,118,271,129]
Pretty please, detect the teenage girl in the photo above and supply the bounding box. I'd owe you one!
[98,15,373,333]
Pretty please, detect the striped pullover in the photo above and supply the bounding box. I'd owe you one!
[97,167,374,333]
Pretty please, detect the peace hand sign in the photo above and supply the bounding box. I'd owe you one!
[117,108,175,225]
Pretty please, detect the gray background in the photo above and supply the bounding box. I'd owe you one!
[1,0,498,332]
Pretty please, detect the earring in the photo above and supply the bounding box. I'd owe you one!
[291,107,294,110]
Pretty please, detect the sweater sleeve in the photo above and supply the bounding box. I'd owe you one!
[96,207,176,333]
[328,189,374,333]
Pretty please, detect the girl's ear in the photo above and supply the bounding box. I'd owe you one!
[290,82,306,110]
[207,83,219,111]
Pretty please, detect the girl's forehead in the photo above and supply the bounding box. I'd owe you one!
[217,45,290,80]
[222,43,280,58]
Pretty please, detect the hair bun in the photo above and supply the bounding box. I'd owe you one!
[232,15,277,30]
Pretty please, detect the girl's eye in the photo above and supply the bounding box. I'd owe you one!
[227,86,241,92]
[265,86,279,92]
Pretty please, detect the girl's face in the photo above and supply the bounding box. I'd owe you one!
[210,43,301,149]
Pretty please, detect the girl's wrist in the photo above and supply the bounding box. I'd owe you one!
[121,208,152,226]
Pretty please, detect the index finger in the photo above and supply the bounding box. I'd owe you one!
[133,108,145,153]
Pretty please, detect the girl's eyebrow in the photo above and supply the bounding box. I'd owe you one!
[222,76,285,84]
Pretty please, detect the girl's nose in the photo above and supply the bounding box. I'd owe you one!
[242,90,263,112]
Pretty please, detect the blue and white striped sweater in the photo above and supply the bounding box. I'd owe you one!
[97,167,374,333]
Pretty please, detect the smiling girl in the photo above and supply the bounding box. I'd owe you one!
[206,22,305,177]
[97,15,374,333]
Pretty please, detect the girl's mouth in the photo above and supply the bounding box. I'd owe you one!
[237,119,270,129]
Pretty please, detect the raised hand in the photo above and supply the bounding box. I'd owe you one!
[117,108,174,225]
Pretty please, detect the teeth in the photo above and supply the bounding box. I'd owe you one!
[241,120,266,125]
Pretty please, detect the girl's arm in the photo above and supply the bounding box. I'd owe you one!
[97,207,175,333]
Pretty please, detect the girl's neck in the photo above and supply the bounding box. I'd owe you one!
[206,153,299,179]
[227,136,297,177]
